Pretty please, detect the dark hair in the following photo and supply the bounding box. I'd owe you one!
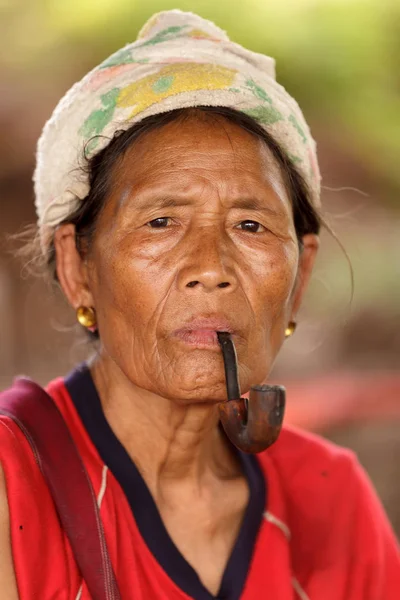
[45,106,322,279]
[14,106,331,341]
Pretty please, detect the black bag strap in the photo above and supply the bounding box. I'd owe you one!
[0,377,121,600]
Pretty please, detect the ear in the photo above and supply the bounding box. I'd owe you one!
[53,224,95,311]
[290,233,319,318]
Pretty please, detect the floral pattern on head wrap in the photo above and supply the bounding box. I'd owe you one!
[34,9,320,252]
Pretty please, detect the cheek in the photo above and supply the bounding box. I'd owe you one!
[234,242,299,388]
[87,228,299,399]
[87,239,177,392]
[89,235,172,337]
[247,241,299,319]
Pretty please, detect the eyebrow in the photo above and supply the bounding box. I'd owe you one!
[230,197,284,216]
[118,192,191,211]
[146,196,193,209]
[120,191,285,217]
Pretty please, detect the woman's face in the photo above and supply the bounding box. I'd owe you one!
[58,113,318,403]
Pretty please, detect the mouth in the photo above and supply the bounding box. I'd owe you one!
[172,317,235,349]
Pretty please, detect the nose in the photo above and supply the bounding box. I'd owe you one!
[178,227,238,293]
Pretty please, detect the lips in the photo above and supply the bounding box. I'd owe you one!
[173,316,235,347]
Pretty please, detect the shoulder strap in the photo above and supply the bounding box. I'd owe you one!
[0,377,121,600]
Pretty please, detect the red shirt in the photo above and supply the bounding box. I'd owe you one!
[0,368,399,599]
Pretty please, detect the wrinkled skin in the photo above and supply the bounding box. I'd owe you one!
[54,111,319,594]
[56,112,318,403]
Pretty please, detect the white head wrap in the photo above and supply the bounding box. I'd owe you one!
[34,9,321,252]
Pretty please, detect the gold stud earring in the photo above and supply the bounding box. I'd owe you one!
[285,321,297,338]
[76,306,97,330]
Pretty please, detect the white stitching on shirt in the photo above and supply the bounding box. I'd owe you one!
[263,510,291,540]
[263,512,310,599]
[97,465,108,509]
[74,465,108,599]
[292,576,310,600]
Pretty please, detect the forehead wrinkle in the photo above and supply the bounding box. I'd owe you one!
[125,127,264,174]
[115,157,289,216]
[146,145,255,170]
[152,152,274,187]
[112,121,291,216]
[117,117,280,179]
[117,185,287,221]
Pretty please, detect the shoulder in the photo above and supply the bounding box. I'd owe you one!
[272,423,352,461]
[0,375,83,486]
[259,423,358,490]
[0,379,83,598]
[0,374,101,476]
[258,426,399,573]
[0,375,69,446]
[0,379,61,559]
[259,425,380,524]
[257,425,361,535]
[257,426,363,550]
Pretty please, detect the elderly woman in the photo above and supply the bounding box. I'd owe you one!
[0,10,399,600]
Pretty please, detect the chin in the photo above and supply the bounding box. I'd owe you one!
[163,381,228,405]
[158,349,271,402]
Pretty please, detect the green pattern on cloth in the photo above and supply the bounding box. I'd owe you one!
[100,49,136,69]
[244,105,283,126]
[246,79,273,104]
[152,75,175,93]
[79,88,120,151]
[34,9,321,249]
[287,153,303,164]
[289,114,307,144]
[136,25,187,48]
[99,26,187,70]
[100,49,150,70]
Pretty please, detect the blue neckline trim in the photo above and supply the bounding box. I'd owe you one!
[65,364,266,600]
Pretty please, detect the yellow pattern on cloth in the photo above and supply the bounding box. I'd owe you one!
[117,63,236,118]
[187,29,219,40]
[34,9,321,252]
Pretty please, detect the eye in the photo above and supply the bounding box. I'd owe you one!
[147,217,172,228]
[237,220,266,233]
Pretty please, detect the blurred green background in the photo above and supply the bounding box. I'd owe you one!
[2,0,399,380]
[0,0,399,527]
[2,0,400,188]
[1,0,399,379]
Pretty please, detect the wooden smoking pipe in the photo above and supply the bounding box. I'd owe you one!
[217,332,286,454]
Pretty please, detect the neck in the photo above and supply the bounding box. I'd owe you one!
[89,355,241,492]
